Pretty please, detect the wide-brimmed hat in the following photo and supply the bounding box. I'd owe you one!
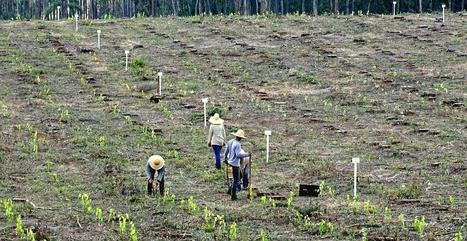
[231,129,246,139]
[209,113,224,125]
[148,155,165,170]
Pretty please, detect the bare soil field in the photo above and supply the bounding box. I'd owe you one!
[0,13,466,241]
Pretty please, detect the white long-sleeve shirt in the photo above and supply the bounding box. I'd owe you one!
[207,123,226,146]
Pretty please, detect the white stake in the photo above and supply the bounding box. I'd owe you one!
[264,130,272,163]
[157,72,163,95]
[442,4,446,23]
[352,157,360,198]
[393,1,397,17]
[97,30,101,49]
[75,14,78,32]
[125,50,129,72]
[57,6,61,21]
[202,98,209,127]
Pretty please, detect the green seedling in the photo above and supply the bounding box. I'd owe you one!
[229,222,237,240]
[361,228,368,241]
[162,190,176,206]
[129,222,138,241]
[363,200,377,214]
[78,193,93,213]
[319,220,326,235]
[107,208,116,223]
[95,207,103,225]
[26,228,36,241]
[58,109,70,123]
[302,215,312,231]
[186,196,198,214]
[398,213,406,229]
[287,191,295,209]
[268,197,276,208]
[119,213,129,234]
[454,231,463,241]
[3,198,14,222]
[319,181,325,197]
[98,136,106,146]
[16,214,24,237]
[327,186,335,200]
[204,208,215,233]
[384,207,392,221]
[259,229,269,241]
[111,104,119,114]
[449,195,455,208]
[318,219,334,235]
[413,216,427,237]
[30,131,38,154]
[44,160,53,173]
[351,199,360,215]
[260,196,267,206]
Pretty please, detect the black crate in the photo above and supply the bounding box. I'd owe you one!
[298,183,320,197]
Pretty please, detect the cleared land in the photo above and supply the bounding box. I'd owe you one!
[0,13,466,240]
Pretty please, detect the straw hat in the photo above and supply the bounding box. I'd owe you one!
[209,113,224,125]
[148,155,165,170]
[231,129,246,139]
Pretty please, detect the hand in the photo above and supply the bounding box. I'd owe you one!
[148,179,153,184]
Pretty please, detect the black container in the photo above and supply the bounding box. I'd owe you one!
[298,183,320,197]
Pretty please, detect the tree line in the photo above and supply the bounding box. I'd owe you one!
[0,0,465,20]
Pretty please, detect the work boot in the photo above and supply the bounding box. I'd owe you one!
[231,195,238,201]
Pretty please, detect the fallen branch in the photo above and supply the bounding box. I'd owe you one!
[12,197,37,209]
[12,197,55,210]
[76,215,82,229]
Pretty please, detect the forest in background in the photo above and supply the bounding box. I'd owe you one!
[0,0,465,20]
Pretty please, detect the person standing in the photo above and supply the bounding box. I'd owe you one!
[207,113,226,170]
[224,129,249,201]
[146,155,166,195]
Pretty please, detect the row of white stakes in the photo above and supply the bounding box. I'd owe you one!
[72,24,365,198]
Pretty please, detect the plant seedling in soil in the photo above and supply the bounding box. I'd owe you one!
[398,213,406,229]
[448,195,455,208]
[78,193,93,213]
[319,181,325,197]
[259,229,269,241]
[95,207,103,225]
[119,213,129,234]
[328,187,335,200]
[129,222,138,241]
[107,208,116,223]
[454,231,463,241]
[413,216,427,238]
[287,191,295,209]
[383,207,392,221]
[16,214,24,237]
[229,222,237,240]
[3,198,14,222]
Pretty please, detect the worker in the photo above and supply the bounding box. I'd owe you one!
[207,113,226,170]
[224,129,249,201]
[146,155,165,195]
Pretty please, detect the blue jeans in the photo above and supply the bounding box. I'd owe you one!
[212,145,222,169]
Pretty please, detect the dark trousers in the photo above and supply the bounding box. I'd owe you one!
[212,145,222,169]
[147,169,165,195]
[229,165,240,200]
